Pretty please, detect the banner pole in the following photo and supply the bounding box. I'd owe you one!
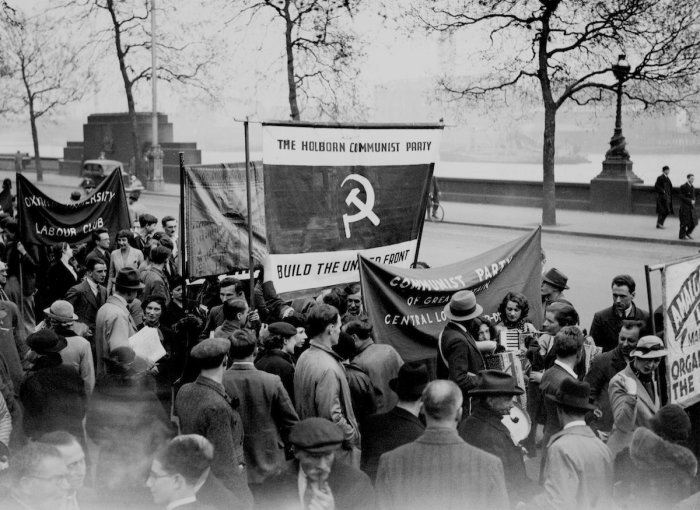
[179,151,188,309]
[645,264,656,336]
[412,163,434,267]
[244,119,255,308]
[15,174,25,321]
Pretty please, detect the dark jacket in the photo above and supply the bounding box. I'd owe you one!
[255,349,295,403]
[679,181,698,228]
[222,364,298,484]
[655,173,673,215]
[343,361,378,425]
[45,261,78,305]
[459,402,537,505]
[589,303,650,353]
[583,346,627,432]
[65,279,108,333]
[614,427,698,510]
[361,406,425,482]
[255,458,376,510]
[436,322,486,403]
[199,471,251,510]
[540,363,577,446]
[175,375,252,506]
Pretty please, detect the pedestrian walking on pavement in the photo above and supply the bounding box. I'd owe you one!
[679,173,697,240]
[654,165,673,229]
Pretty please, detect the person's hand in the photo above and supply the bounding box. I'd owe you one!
[259,323,269,340]
[247,309,260,323]
[309,481,335,510]
[620,374,637,395]
[530,371,543,384]
[17,241,26,256]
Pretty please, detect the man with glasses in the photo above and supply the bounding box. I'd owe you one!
[39,431,94,510]
[3,442,70,510]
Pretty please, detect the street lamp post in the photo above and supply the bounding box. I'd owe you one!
[146,0,164,192]
[590,54,642,213]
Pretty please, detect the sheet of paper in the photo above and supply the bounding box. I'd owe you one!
[128,326,166,364]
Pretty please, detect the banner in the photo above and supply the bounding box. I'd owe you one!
[183,162,267,279]
[17,170,130,245]
[662,255,700,407]
[262,122,442,294]
[359,228,542,362]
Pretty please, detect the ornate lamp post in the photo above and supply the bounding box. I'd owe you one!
[590,54,642,213]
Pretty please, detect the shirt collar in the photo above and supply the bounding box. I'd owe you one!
[112,293,127,306]
[554,359,577,379]
[563,420,586,430]
[86,277,98,294]
[166,495,197,510]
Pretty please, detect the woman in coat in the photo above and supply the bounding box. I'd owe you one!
[108,229,144,294]
[607,336,668,456]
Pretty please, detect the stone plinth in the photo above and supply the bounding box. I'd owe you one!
[590,158,642,213]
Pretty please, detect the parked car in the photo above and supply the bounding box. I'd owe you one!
[79,159,144,192]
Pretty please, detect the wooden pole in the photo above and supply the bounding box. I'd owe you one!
[244,120,255,308]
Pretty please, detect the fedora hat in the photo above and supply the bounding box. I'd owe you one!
[630,335,668,359]
[469,369,524,396]
[26,329,67,354]
[542,268,569,290]
[546,378,596,412]
[444,290,483,322]
[43,300,78,323]
[389,363,429,400]
[115,267,145,290]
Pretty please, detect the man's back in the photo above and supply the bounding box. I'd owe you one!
[583,347,627,432]
[221,365,298,484]
[353,343,403,413]
[376,427,509,510]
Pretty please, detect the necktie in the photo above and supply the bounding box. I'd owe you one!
[0,289,8,302]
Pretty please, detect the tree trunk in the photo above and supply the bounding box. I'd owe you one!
[28,98,42,182]
[542,105,556,225]
[284,3,300,121]
[107,0,143,180]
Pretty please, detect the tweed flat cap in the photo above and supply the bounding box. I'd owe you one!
[268,322,297,337]
[289,418,344,454]
[191,337,230,359]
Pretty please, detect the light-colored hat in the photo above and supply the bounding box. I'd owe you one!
[443,290,483,322]
[43,300,78,323]
[630,336,668,359]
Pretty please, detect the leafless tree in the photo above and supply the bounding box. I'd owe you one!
[1,12,93,181]
[416,0,700,225]
[230,0,364,120]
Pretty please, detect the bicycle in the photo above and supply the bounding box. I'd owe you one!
[426,196,445,222]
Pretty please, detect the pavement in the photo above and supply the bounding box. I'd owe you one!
[7,168,696,247]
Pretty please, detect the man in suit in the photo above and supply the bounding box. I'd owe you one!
[459,370,537,505]
[529,379,613,510]
[94,267,142,377]
[87,228,111,269]
[360,363,427,482]
[255,417,375,510]
[679,173,697,240]
[175,338,252,507]
[436,290,486,409]
[589,274,650,353]
[222,329,298,489]
[584,319,643,436]
[655,165,673,229]
[376,380,509,510]
[65,257,108,342]
[200,277,261,339]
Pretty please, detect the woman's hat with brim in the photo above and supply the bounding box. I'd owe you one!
[546,378,596,412]
[26,329,67,354]
[43,300,78,323]
[115,267,145,290]
[389,363,429,400]
[443,290,483,322]
[542,268,570,290]
[630,336,668,359]
[469,369,524,396]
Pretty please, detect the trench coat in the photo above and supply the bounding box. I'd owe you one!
[655,172,673,216]
[679,181,698,230]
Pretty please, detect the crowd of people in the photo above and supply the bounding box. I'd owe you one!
[0,199,696,510]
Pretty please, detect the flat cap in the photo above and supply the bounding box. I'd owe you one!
[191,337,230,359]
[268,321,297,337]
[289,418,344,454]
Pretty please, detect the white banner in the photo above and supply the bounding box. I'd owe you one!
[265,240,417,294]
[662,255,700,406]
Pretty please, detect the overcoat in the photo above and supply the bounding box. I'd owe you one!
[679,181,698,229]
[94,294,138,377]
[255,348,295,403]
[583,346,627,432]
[436,322,486,403]
[654,172,673,216]
[589,303,649,353]
[352,342,403,414]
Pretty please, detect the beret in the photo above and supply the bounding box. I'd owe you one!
[191,337,230,359]
[289,418,344,454]
[268,321,297,337]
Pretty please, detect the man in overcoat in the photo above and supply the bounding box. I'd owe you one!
[679,173,698,240]
[459,370,537,505]
[436,290,486,409]
[361,363,427,482]
[376,380,509,510]
[654,165,673,228]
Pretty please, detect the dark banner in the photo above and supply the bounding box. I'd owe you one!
[359,228,543,362]
[183,162,267,279]
[262,123,442,294]
[17,169,130,246]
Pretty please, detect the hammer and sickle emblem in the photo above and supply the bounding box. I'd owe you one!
[341,174,380,238]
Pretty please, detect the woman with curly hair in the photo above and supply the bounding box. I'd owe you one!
[495,291,538,352]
